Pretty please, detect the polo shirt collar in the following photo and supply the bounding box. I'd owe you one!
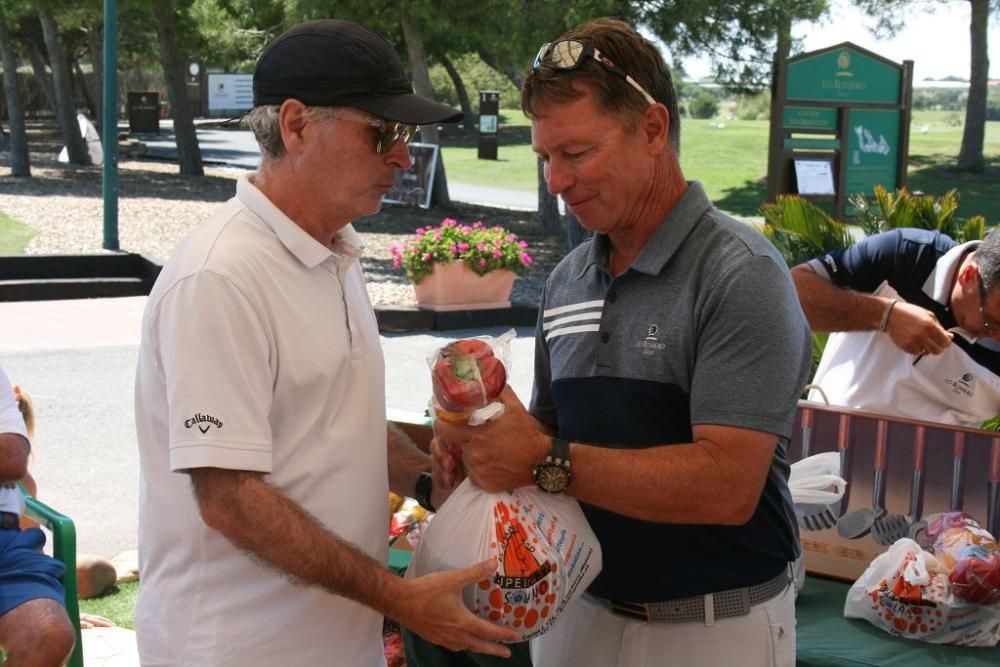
[579,181,710,278]
[236,174,365,269]
[923,239,980,305]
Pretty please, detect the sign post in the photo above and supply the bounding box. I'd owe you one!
[478,90,499,160]
[766,42,913,219]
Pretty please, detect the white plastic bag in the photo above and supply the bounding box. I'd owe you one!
[788,452,845,505]
[844,538,1000,646]
[409,479,602,641]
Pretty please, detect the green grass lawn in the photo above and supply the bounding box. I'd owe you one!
[442,108,1000,223]
[0,210,35,254]
[79,580,139,630]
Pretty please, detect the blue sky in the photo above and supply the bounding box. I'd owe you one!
[678,0,999,82]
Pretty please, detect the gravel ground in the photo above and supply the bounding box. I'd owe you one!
[0,135,561,308]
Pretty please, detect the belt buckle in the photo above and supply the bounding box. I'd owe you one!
[607,599,650,622]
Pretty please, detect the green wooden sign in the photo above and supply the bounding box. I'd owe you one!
[845,108,900,195]
[783,106,838,131]
[787,47,901,104]
[784,137,841,150]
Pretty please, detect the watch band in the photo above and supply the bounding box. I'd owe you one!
[414,471,435,512]
[549,437,570,464]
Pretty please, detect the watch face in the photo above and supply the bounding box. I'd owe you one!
[535,464,569,493]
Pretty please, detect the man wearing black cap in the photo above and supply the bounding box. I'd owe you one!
[135,19,518,666]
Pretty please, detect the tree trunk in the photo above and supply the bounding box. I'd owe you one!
[958,0,989,171]
[0,8,30,176]
[537,157,560,233]
[152,0,203,175]
[73,57,96,119]
[438,52,473,132]
[85,23,103,133]
[37,6,89,164]
[478,49,524,90]
[23,38,55,114]
[399,1,449,205]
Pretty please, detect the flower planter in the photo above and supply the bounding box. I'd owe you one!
[412,262,515,311]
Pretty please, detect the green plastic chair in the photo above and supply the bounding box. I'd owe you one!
[0,485,85,667]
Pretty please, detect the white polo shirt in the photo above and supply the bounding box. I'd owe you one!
[0,367,28,515]
[135,174,388,666]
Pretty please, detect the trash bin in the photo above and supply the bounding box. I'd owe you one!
[128,92,160,134]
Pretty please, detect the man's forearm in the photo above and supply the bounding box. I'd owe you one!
[387,422,429,498]
[791,264,888,332]
[0,433,29,483]
[190,468,402,615]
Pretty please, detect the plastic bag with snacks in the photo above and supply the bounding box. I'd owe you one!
[428,330,514,426]
[844,538,1000,646]
[927,512,1000,605]
[408,479,602,642]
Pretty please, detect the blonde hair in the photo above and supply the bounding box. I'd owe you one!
[13,385,34,440]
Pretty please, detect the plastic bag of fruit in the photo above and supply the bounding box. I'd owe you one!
[407,478,602,642]
[428,330,515,426]
[844,537,1000,646]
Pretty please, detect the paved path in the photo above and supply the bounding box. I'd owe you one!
[137,122,555,211]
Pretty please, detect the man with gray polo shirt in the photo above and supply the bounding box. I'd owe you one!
[432,18,810,667]
[134,19,517,667]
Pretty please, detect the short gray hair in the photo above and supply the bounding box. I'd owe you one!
[242,104,340,160]
[977,228,1000,292]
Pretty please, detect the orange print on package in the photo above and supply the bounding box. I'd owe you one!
[409,481,602,641]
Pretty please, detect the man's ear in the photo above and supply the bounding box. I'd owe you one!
[278,99,310,155]
[642,103,669,155]
[958,263,980,288]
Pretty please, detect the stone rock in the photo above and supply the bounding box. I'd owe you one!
[77,554,118,599]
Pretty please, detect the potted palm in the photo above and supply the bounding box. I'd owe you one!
[391,218,533,311]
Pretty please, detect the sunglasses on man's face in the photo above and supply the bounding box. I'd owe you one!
[977,276,1000,337]
[369,118,417,154]
[533,39,656,106]
[331,108,417,154]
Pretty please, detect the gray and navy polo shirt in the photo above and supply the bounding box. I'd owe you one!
[530,182,811,602]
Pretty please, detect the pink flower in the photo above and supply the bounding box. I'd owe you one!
[507,234,516,242]
[521,253,533,265]
[458,242,470,251]
[450,245,459,255]
[415,228,425,236]
[493,249,502,258]
[441,218,457,227]
[518,240,528,249]
[476,243,486,251]
[392,256,401,269]
[479,259,487,268]
[422,253,432,262]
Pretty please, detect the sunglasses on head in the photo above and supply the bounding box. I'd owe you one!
[331,108,417,154]
[533,39,656,106]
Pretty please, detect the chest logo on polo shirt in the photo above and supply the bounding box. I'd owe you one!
[635,324,666,356]
[184,412,224,434]
[943,373,975,399]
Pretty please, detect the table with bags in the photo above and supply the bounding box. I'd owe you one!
[797,575,998,666]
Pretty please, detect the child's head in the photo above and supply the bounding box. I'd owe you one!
[13,385,34,440]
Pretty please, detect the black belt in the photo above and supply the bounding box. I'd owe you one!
[596,566,792,624]
[0,511,20,531]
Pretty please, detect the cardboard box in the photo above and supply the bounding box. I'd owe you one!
[791,401,1000,581]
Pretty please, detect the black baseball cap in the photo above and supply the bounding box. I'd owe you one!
[253,19,462,125]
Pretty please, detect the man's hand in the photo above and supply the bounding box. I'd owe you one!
[885,301,953,355]
[433,387,549,493]
[429,436,465,506]
[393,559,520,656]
